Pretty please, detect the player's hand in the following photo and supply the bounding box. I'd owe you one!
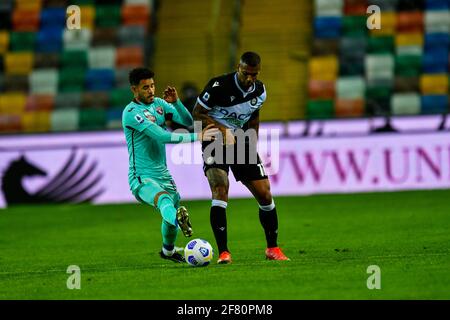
[163,86,178,103]
[199,124,220,141]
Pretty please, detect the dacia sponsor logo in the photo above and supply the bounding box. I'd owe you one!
[218,108,251,121]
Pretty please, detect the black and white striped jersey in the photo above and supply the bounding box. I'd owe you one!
[196,72,266,129]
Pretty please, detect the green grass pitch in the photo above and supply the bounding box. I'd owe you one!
[0,190,449,299]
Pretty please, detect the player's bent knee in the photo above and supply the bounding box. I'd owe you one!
[154,191,171,208]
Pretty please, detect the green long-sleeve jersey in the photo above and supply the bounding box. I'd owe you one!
[122,97,198,191]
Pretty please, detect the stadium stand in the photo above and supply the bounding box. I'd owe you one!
[308,0,449,119]
[0,0,153,133]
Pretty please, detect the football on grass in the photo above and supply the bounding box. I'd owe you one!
[184,238,213,267]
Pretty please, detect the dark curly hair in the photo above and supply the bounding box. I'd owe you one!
[240,52,261,67]
[129,68,155,86]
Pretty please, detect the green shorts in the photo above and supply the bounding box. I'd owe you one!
[132,177,181,209]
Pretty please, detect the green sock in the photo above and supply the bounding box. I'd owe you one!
[161,220,178,250]
[158,196,177,226]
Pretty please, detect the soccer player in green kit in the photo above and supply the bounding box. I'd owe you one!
[122,68,219,263]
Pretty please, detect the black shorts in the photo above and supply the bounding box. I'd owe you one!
[201,141,268,182]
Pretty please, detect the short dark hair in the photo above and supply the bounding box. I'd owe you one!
[129,68,155,86]
[240,51,261,67]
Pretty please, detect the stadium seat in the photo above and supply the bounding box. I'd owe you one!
[391,93,421,115]
[0,73,4,91]
[395,54,422,76]
[116,46,144,68]
[337,76,365,99]
[339,36,367,59]
[335,98,365,117]
[370,12,396,36]
[425,0,449,10]
[342,16,368,36]
[368,36,394,53]
[115,68,131,88]
[122,4,151,28]
[81,91,110,109]
[61,50,88,69]
[25,95,54,112]
[4,52,34,75]
[0,92,26,114]
[314,0,343,16]
[12,9,40,32]
[312,39,339,56]
[396,44,423,56]
[365,54,394,81]
[308,80,336,99]
[366,80,392,100]
[58,68,86,92]
[88,46,116,69]
[424,33,450,50]
[96,5,122,28]
[367,0,398,11]
[0,2,12,30]
[306,100,335,119]
[0,31,8,54]
[34,53,60,69]
[29,69,59,95]
[21,111,51,133]
[118,25,146,46]
[80,5,95,30]
[110,87,134,108]
[36,27,63,53]
[396,11,424,32]
[339,58,364,75]
[397,0,424,10]
[0,55,4,73]
[16,0,42,9]
[366,97,391,116]
[106,108,124,129]
[54,92,82,110]
[394,76,420,92]
[10,32,36,52]
[85,69,115,91]
[4,75,29,92]
[309,55,339,80]
[420,74,448,94]
[40,8,66,29]
[422,48,449,73]
[314,17,342,38]
[421,95,448,114]
[50,108,80,132]
[78,108,107,130]
[395,33,423,47]
[425,11,450,33]
[63,29,92,50]
[344,0,368,15]
[92,28,118,47]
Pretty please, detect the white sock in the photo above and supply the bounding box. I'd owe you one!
[162,247,175,256]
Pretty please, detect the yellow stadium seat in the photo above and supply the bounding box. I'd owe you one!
[396,33,423,47]
[22,111,50,132]
[0,93,27,114]
[420,74,449,95]
[80,6,95,30]
[309,55,338,81]
[0,31,9,54]
[370,12,396,36]
[5,52,34,75]
[15,0,42,10]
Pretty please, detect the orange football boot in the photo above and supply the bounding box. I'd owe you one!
[265,247,290,260]
[217,251,232,264]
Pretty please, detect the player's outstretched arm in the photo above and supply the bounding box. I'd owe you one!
[163,86,193,127]
[143,123,219,144]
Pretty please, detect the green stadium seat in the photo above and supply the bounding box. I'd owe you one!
[395,54,422,77]
[391,93,421,115]
[10,32,35,51]
[58,67,86,92]
[96,5,121,28]
[50,108,79,132]
[367,36,394,53]
[306,100,335,119]
[78,108,107,130]
[110,87,134,108]
[342,16,368,36]
[61,50,88,69]
[366,84,392,100]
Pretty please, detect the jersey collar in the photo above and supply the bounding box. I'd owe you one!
[234,72,255,97]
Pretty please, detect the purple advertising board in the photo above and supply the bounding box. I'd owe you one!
[0,119,449,208]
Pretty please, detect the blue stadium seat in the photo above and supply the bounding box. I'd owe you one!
[422,48,449,73]
[421,95,448,114]
[424,33,450,50]
[85,69,115,91]
[36,27,63,53]
[425,0,449,10]
[314,17,342,39]
[41,8,66,29]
